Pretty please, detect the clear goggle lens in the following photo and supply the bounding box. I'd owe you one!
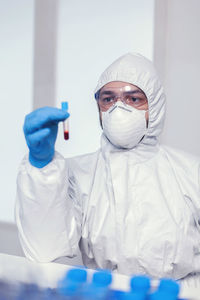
[97,85,148,112]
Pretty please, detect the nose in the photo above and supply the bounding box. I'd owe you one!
[114,96,127,106]
[115,95,124,103]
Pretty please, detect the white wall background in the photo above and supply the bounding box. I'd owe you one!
[154,0,200,156]
[0,0,34,223]
[55,0,155,157]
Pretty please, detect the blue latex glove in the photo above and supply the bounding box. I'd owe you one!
[23,107,69,168]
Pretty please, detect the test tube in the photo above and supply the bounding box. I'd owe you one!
[61,101,69,140]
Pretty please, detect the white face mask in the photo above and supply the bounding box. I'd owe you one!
[102,101,147,149]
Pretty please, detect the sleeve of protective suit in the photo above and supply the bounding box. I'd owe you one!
[15,151,82,263]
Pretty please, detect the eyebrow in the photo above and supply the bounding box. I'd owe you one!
[100,89,145,96]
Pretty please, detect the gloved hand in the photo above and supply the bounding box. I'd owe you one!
[23,107,69,168]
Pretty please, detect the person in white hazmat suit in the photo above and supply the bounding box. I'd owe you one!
[16,53,200,283]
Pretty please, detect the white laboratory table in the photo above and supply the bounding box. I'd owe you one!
[0,253,200,299]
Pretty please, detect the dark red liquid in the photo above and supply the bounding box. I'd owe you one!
[64,131,69,140]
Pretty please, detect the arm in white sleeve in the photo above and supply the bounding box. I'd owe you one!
[15,151,82,263]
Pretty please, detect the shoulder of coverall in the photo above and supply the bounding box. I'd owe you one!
[160,144,200,186]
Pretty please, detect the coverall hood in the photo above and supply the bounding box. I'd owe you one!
[94,53,166,148]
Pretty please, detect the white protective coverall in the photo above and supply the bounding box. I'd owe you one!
[16,53,200,283]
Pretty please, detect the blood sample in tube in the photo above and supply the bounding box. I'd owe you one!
[61,101,69,140]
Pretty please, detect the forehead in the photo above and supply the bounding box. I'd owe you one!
[100,81,144,93]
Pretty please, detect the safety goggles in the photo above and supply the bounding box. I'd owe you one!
[97,85,148,112]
